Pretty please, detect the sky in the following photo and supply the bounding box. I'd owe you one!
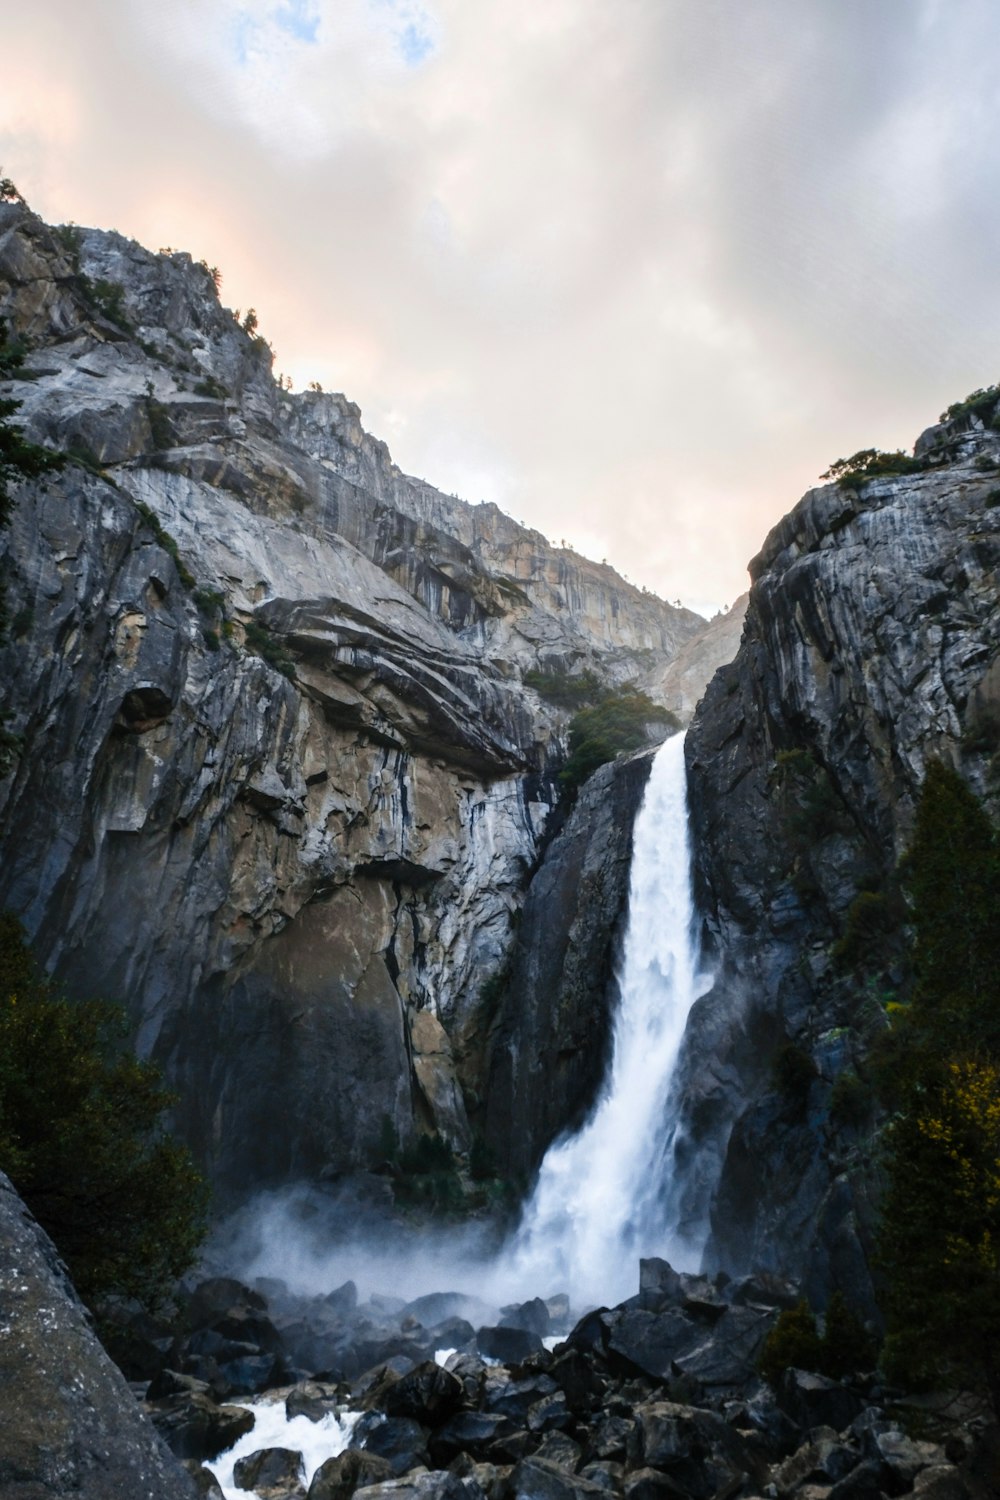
[3,0,1000,616]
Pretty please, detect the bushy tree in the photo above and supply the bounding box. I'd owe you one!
[876,762,1000,1408]
[561,690,678,792]
[0,916,208,1313]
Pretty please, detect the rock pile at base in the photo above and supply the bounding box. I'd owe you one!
[129,1261,996,1500]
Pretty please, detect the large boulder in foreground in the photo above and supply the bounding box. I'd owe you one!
[0,1171,198,1500]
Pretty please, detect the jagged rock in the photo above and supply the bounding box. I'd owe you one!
[623,1470,688,1500]
[286,1381,344,1422]
[232,1446,307,1498]
[350,1471,486,1498]
[534,1431,584,1470]
[148,1390,257,1462]
[500,1296,552,1336]
[912,1467,974,1499]
[306,1449,395,1500]
[477,1325,545,1363]
[377,1361,465,1424]
[0,1172,200,1499]
[579,1461,625,1493]
[429,1411,514,1464]
[776,1370,864,1435]
[774,1433,863,1495]
[183,1461,228,1498]
[508,1456,611,1499]
[626,1401,760,1500]
[356,1414,431,1475]
[825,1460,885,1500]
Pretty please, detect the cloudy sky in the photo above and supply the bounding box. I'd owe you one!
[3,0,999,615]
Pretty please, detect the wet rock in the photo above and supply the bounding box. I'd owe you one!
[500,1297,552,1337]
[477,1325,545,1363]
[233,1445,306,1498]
[183,1461,227,1498]
[286,1380,344,1422]
[623,1470,688,1500]
[825,1460,885,1500]
[324,1281,359,1317]
[361,1414,430,1475]
[671,1304,776,1386]
[605,1307,702,1380]
[579,1460,625,1493]
[534,1431,584,1471]
[508,1455,612,1499]
[777,1370,864,1435]
[350,1470,487,1498]
[626,1401,760,1500]
[377,1361,466,1424]
[306,1449,395,1500]
[148,1391,257,1462]
[429,1411,514,1465]
[912,1466,973,1499]
[774,1433,863,1495]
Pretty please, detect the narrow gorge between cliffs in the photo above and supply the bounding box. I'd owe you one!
[501,732,712,1308]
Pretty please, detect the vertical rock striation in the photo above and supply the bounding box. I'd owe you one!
[680,405,1000,1312]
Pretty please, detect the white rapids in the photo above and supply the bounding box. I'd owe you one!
[501,731,713,1309]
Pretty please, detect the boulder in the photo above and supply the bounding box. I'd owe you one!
[477,1325,545,1363]
[357,1415,431,1475]
[500,1298,552,1337]
[778,1370,864,1435]
[286,1380,344,1423]
[306,1449,395,1500]
[377,1361,465,1424]
[232,1446,306,1498]
[507,1456,612,1499]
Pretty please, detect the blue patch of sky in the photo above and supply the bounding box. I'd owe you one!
[369,0,437,67]
[230,10,257,66]
[271,0,321,44]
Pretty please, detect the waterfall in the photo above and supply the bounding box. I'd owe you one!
[503,732,712,1310]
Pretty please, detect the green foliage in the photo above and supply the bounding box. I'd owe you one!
[144,394,174,451]
[875,763,1000,1409]
[202,627,220,651]
[193,375,228,400]
[0,176,23,203]
[193,586,225,616]
[759,1294,875,1384]
[560,690,679,792]
[244,618,296,681]
[821,449,924,488]
[821,1292,877,1378]
[81,275,132,330]
[523,667,603,708]
[0,915,207,1312]
[133,501,195,588]
[53,223,82,267]
[469,1130,499,1183]
[832,888,903,973]
[759,1301,823,1383]
[771,748,849,843]
[242,307,259,336]
[940,384,1000,425]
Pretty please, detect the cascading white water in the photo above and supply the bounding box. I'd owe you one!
[503,732,712,1310]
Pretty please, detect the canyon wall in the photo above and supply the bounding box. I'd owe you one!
[0,199,714,1195]
[677,405,1000,1313]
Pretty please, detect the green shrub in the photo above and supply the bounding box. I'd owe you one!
[940,384,1000,425]
[0,915,207,1313]
[759,1300,823,1383]
[202,627,220,651]
[759,1294,875,1384]
[821,449,924,488]
[144,396,174,451]
[523,668,603,708]
[244,619,296,681]
[193,376,228,400]
[561,690,678,792]
[81,275,131,330]
[133,501,195,588]
[832,888,902,972]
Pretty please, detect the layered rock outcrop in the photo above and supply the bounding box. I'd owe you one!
[679,405,1000,1312]
[0,199,704,1193]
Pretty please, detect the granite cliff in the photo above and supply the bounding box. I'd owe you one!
[0,198,717,1195]
[675,402,1000,1313]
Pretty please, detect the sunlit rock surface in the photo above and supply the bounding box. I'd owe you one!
[0,200,707,1193]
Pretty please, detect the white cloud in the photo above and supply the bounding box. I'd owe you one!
[4,0,1000,609]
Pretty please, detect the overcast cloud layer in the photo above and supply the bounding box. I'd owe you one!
[3,0,1000,613]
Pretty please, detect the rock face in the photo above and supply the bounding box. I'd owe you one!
[484,749,656,1178]
[0,200,704,1193]
[656,594,748,724]
[680,406,1000,1312]
[0,1171,198,1499]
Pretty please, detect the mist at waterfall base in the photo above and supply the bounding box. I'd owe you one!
[212,733,711,1317]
